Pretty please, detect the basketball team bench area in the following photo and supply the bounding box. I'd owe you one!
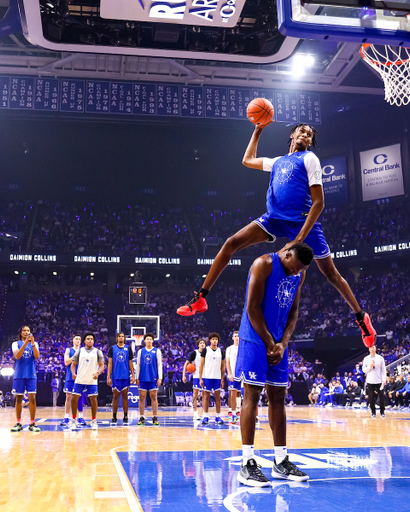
[1,405,410,512]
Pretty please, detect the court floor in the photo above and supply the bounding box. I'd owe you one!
[0,405,409,511]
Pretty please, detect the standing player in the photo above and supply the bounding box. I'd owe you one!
[107,332,135,427]
[11,326,41,432]
[70,333,105,430]
[182,338,207,421]
[199,332,225,425]
[226,330,241,424]
[236,243,313,487]
[60,334,86,428]
[177,124,376,348]
[135,333,163,426]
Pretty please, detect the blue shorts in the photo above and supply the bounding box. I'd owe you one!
[202,378,222,392]
[253,215,330,260]
[193,378,202,390]
[64,380,75,394]
[73,383,98,396]
[112,378,131,392]
[228,380,241,392]
[12,378,37,395]
[235,338,288,387]
[139,381,158,392]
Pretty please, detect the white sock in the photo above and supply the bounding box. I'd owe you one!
[78,412,83,418]
[64,413,69,419]
[228,408,232,413]
[236,397,241,410]
[242,445,255,465]
[275,446,287,465]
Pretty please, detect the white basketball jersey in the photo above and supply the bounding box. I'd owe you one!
[202,346,222,380]
[226,344,239,376]
[75,347,100,385]
[193,349,202,379]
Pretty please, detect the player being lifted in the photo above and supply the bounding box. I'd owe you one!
[182,338,207,421]
[177,124,376,347]
[107,332,135,427]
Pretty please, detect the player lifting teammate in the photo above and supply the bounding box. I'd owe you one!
[107,332,135,427]
[177,123,376,348]
[237,243,313,486]
[183,338,207,421]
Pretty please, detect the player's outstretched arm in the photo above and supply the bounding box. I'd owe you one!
[242,125,268,170]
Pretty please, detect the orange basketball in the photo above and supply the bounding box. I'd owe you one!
[246,98,274,126]
[186,363,196,374]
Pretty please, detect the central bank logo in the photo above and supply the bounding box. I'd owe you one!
[374,154,388,165]
[322,164,335,176]
[276,160,294,184]
[276,279,296,308]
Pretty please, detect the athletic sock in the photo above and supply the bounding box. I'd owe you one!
[355,310,365,322]
[242,445,255,465]
[199,288,209,298]
[30,419,35,425]
[228,408,232,413]
[236,397,242,409]
[113,413,117,420]
[72,415,77,420]
[78,411,83,418]
[92,417,96,421]
[124,413,128,419]
[64,413,69,419]
[17,418,21,423]
[275,446,287,465]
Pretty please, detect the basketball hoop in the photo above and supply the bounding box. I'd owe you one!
[360,43,410,106]
[133,334,144,346]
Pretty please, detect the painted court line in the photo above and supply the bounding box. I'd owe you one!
[110,446,144,512]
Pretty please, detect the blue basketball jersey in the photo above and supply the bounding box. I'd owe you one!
[139,347,159,381]
[239,253,301,346]
[65,347,78,382]
[266,151,314,222]
[112,345,131,380]
[13,340,37,379]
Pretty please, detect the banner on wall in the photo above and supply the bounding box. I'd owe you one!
[360,143,404,201]
[321,155,348,206]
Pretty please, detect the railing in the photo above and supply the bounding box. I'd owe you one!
[386,353,410,373]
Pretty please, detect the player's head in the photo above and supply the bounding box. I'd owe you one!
[116,331,126,345]
[208,332,220,348]
[83,332,95,348]
[279,242,314,276]
[369,345,377,356]
[18,325,31,340]
[144,333,155,348]
[72,334,81,348]
[288,124,319,151]
[196,338,206,350]
[232,331,239,345]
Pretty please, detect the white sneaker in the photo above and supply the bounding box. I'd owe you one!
[91,420,98,430]
[193,414,200,421]
[70,420,79,431]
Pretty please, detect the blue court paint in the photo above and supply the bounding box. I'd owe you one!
[117,447,410,512]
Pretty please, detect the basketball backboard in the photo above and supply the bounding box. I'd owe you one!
[277,0,410,45]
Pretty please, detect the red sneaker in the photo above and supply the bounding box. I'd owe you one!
[177,292,208,316]
[356,313,376,348]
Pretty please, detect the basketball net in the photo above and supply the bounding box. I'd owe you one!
[133,334,144,346]
[360,43,410,106]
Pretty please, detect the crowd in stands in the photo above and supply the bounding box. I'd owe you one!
[1,198,410,257]
[0,289,109,377]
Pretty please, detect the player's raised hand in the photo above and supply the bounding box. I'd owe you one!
[279,240,301,254]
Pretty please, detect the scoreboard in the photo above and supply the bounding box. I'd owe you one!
[129,286,147,305]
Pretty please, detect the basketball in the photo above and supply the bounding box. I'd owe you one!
[186,363,196,374]
[246,98,274,126]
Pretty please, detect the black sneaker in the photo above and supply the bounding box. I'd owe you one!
[272,456,309,482]
[237,458,270,487]
[137,416,145,426]
[123,417,129,426]
[11,422,23,432]
[111,417,117,427]
[152,416,160,426]
[28,423,41,432]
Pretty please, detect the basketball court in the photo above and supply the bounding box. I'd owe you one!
[1,405,409,511]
